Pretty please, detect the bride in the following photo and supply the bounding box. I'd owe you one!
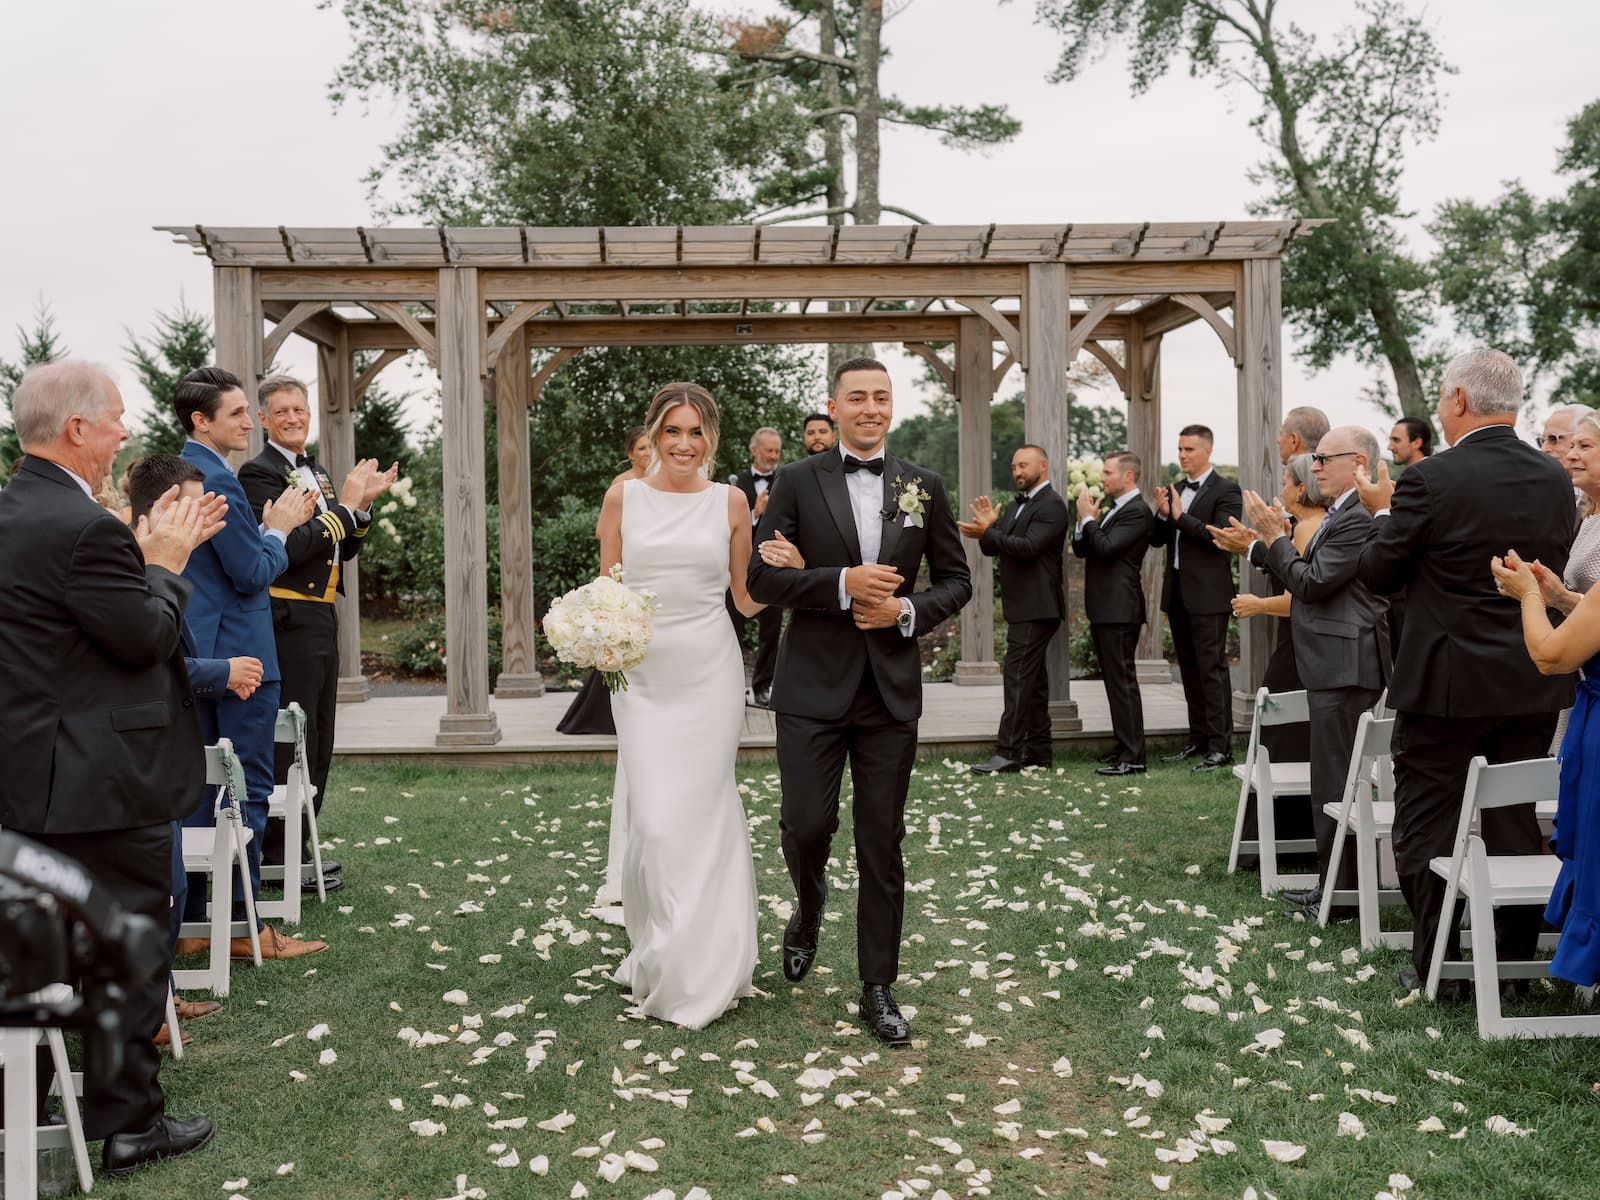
[596,382,800,1028]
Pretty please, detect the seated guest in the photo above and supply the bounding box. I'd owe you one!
[1211,428,1390,918]
[127,455,264,1038]
[0,361,218,1174]
[1491,548,1600,986]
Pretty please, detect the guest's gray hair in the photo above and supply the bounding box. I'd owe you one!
[1282,406,1330,451]
[1348,427,1381,470]
[1442,348,1524,416]
[1547,403,1590,429]
[259,374,308,407]
[749,426,781,452]
[12,360,115,448]
[1284,453,1326,508]
[1576,408,1600,438]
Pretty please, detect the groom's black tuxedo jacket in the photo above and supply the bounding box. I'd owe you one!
[748,449,971,723]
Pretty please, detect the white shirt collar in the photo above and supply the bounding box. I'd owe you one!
[1108,487,1138,510]
[1185,467,1214,487]
[1022,479,1050,500]
[1330,485,1358,512]
[270,439,308,464]
[839,444,885,464]
[58,464,95,498]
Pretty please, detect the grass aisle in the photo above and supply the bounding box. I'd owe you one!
[106,754,1600,1200]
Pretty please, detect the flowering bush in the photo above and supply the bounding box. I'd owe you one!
[541,565,658,692]
[1063,456,1106,506]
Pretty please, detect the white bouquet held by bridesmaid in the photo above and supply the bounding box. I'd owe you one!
[542,565,658,692]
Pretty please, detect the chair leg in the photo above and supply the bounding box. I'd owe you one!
[165,986,184,1061]
[209,832,232,997]
[1318,818,1349,929]
[3,1027,41,1198]
[304,786,326,903]
[233,817,263,966]
[1425,866,1463,1002]
[45,1028,93,1192]
[1467,840,1508,1040]
[1228,772,1253,875]
[281,767,303,928]
[1356,813,1382,951]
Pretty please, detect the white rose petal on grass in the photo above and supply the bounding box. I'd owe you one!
[1416,1116,1446,1133]
[529,1155,550,1176]
[537,1110,578,1133]
[408,1119,447,1137]
[1484,1115,1535,1137]
[1261,1139,1307,1163]
[318,1048,337,1066]
[1152,1174,1172,1191]
[223,1180,248,1192]
[1336,1112,1367,1140]
[1052,1057,1073,1078]
[1085,1151,1108,1167]
[275,1163,295,1177]
[306,1023,331,1041]
[442,990,470,1006]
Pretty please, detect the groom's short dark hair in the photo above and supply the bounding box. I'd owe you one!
[832,356,888,393]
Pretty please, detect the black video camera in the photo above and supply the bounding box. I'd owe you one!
[0,831,167,1077]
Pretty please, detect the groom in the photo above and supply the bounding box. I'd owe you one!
[749,357,971,1045]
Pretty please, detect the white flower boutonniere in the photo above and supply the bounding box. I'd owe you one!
[283,465,309,492]
[887,474,932,528]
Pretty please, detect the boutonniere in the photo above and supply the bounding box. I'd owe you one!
[283,465,309,492]
[883,474,932,528]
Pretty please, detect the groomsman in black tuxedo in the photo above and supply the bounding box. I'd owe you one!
[729,426,785,706]
[1356,349,1577,994]
[959,444,1070,774]
[1151,424,1243,770]
[1073,452,1155,776]
[749,357,971,1045]
[237,375,397,892]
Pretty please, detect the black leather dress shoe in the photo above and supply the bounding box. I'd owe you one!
[1396,966,1467,1003]
[1194,751,1235,771]
[859,983,910,1046]
[782,909,821,982]
[1161,744,1203,763]
[305,874,345,894]
[971,755,1021,775]
[102,1113,214,1177]
[322,860,343,876]
[1280,886,1322,907]
[1096,761,1146,777]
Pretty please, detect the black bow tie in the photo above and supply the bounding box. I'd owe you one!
[843,455,883,476]
[752,472,772,482]
[1014,491,1029,503]
[1177,479,1199,492]
[294,453,311,468]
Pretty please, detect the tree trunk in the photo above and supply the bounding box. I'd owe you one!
[819,0,865,378]
[851,0,882,226]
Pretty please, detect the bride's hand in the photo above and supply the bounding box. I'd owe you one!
[758,530,805,570]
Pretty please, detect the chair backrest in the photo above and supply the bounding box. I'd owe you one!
[203,739,248,815]
[273,702,306,745]
[1258,689,1310,727]
[1462,755,1560,814]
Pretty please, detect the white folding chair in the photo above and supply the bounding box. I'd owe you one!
[258,704,324,925]
[1228,688,1317,895]
[1318,712,1410,949]
[163,987,183,1060]
[1,986,93,1198]
[176,739,262,997]
[1424,756,1600,1039]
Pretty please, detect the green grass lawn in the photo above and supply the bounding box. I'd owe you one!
[93,753,1600,1200]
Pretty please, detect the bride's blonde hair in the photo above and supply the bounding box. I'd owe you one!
[642,382,720,479]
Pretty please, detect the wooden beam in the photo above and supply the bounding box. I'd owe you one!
[262,300,332,363]
[435,267,501,746]
[367,301,439,368]
[1079,339,1127,393]
[1065,294,1131,357]
[953,296,1022,362]
[320,328,371,702]
[494,324,542,699]
[261,299,341,349]
[902,342,955,393]
[353,348,407,405]
[213,265,262,461]
[1068,262,1237,295]
[991,351,1016,394]
[1172,292,1239,364]
[481,264,1027,303]
[1022,263,1078,731]
[258,269,439,301]
[483,299,552,368]
[952,316,1001,687]
[1234,257,1283,708]
[1123,323,1167,674]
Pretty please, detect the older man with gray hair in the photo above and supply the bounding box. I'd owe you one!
[731,425,785,705]
[1356,348,1578,996]
[1276,405,1330,463]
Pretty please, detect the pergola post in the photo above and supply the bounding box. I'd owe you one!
[952,316,1001,685]
[318,329,371,702]
[1234,258,1284,716]
[1023,263,1081,733]
[213,265,263,462]
[494,325,543,699]
[1123,324,1170,684]
[436,267,502,746]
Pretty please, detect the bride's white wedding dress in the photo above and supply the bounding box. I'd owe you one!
[610,479,757,1028]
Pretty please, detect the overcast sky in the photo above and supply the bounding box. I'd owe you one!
[2,0,1596,463]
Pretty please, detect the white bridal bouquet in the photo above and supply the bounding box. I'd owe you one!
[542,565,658,692]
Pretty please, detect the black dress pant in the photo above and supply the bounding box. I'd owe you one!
[775,666,919,984]
[1167,591,1232,753]
[1091,622,1144,765]
[997,618,1059,763]
[1391,710,1554,976]
[725,595,783,695]
[264,599,339,865]
[29,823,171,1140]
[1308,686,1383,896]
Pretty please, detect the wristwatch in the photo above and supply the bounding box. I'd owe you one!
[897,597,914,634]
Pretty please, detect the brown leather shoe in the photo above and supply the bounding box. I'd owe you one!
[173,997,222,1021]
[153,1025,193,1049]
[229,924,328,960]
[173,937,209,957]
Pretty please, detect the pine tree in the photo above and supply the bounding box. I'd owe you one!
[0,302,69,471]
[124,301,214,455]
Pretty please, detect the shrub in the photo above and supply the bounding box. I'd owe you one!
[390,608,503,681]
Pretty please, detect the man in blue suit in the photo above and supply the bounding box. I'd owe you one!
[173,367,327,959]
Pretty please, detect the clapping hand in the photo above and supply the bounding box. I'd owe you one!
[1208,517,1257,556]
[340,459,402,509]
[1075,488,1100,521]
[1355,461,1395,515]
[957,495,1000,539]
[262,484,317,533]
[757,530,804,569]
[1153,484,1181,520]
[1491,549,1540,601]
[137,486,226,574]
[1241,489,1289,544]
[1528,558,1578,612]
[1232,594,1269,619]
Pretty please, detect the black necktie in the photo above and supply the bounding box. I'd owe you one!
[843,455,883,476]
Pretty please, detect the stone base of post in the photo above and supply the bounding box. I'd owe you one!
[953,660,1003,686]
[436,712,503,746]
[1048,699,1083,735]
[1136,659,1171,685]
[494,673,546,700]
[337,675,372,703]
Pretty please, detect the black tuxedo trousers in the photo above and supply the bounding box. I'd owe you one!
[1167,590,1232,753]
[776,664,918,984]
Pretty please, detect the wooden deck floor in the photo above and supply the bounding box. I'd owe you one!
[332,679,1197,765]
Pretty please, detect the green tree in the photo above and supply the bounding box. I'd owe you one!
[124,300,213,455]
[0,302,68,470]
[1032,0,1452,418]
[1430,100,1600,405]
[353,378,414,471]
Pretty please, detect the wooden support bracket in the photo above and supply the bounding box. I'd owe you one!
[1172,292,1238,364]
[991,351,1016,394]
[1081,340,1128,393]
[952,296,1021,363]
[484,300,553,367]
[353,349,408,406]
[902,341,955,393]
[1066,295,1131,357]
[261,301,331,364]
[530,347,581,399]
[368,301,439,368]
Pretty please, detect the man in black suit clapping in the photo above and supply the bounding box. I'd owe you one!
[961,445,1071,774]
[730,426,784,706]
[1356,348,1577,993]
[1151,424,1243,770]
[1073,452,1156,776]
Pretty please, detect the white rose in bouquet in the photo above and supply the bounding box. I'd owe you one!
[542,565,658,691]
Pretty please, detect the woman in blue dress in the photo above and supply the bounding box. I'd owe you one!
[1491,549,1600,985]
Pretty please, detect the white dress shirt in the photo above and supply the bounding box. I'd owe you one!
[58,464,95,498]
[749,466,774,526]
[1172,467,1213,570]
[271,438,344,563]
[835,446,914,636]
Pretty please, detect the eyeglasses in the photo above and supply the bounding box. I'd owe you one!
[1541,433,1571,446]
[1310,451,1359,466]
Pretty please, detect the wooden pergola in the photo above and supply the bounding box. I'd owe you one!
[161,220,1325,746]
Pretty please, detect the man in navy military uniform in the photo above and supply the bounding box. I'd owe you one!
[238,375,397,892]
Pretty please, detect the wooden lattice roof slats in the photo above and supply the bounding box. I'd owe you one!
[157,221,1328,268]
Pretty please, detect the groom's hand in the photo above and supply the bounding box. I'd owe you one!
[852,596,901,629]
[845,563,904,607]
